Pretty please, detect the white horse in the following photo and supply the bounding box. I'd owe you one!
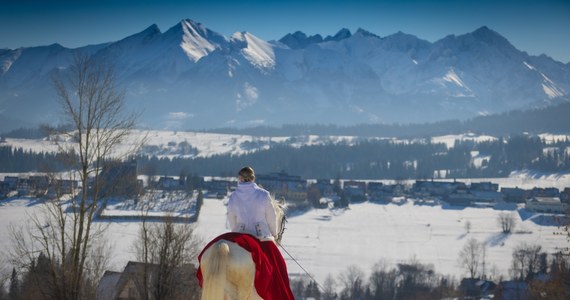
[199,200,287,300]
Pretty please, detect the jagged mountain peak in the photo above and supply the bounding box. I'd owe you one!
[127,24,161,40]
[161,19,228,62]
[324,28,352,42]
[0,20,568,131]
[470,26,515,50]
[230,31,275,70]
[278,31,323,49]
[354,28,380,39]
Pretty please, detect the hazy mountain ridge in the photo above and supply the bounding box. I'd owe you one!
[0,20,568,131]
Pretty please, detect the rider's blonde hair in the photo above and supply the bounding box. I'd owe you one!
[238,166,255,182]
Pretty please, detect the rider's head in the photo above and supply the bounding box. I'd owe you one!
[238,166,255,183]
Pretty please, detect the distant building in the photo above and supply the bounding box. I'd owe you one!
[157,176,180,190]
[470,181,499,191]
[561,188,570,204]
[315,179,335,198]
[413,180,466,197]
[367,182,384,202]
[205,179,232,198]
[3,176,19,190]
[446,188,475,206]
[0,181,9,198]
[531,187,559,198]
[51,179,78,195]
[256,172,307,203]
[526,196,568,213]
[96,261,199,300]
[343,180,366,202]
[501,187,528,203]
[99,161,139,196]
[459,278,496,299]
[381,184,405,202]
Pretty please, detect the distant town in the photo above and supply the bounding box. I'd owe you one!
[2,160,569,217]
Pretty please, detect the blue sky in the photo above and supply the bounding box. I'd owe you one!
[1,0,569,63]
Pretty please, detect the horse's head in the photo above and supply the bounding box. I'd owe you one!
[272,197,287,245]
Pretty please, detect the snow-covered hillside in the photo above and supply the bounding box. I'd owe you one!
[1,21,569,131]
[5,130,568,161]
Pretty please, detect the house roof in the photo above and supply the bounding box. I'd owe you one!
[97,271,122,300]
[530,196,562,204]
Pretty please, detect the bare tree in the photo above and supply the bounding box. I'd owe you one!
[464,220,472,234]
[510,242,543,281]
[338,265,365,300]
[9,53,139,300]
[133,214,202,300]
[458,238,487,279]
[497,212,517,233]
[321,274,338,300]
[369,260,398,300]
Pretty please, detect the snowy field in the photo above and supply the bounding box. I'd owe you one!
[2,130,570,286]
[1,171,569,288]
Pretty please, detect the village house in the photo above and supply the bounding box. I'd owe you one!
[204,179,233,198]
[51,179,78,195]
[157,176,180,190]
[526,196,568,213]
[314,179,335,198]
[380,183,405,202]
[343,180,367,202]
[531,187,559,197]
[256,171,307,203]
[96,261,198,300]
[367,182,384,202]
[29,175,50,193]
[98,161,140,197]
[501,187,528,203]
[470,181,499,191]
[413,180,467,197]
[0,181,8,198]
[561,188,570,204]
[3,176,19,190]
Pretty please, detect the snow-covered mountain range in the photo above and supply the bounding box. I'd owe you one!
[1,19,569,131]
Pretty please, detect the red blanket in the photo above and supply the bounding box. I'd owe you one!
[197,232,294,300]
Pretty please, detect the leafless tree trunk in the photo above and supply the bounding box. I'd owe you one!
[338,265,365,300]
[9,53,139,300]
[497,212,517,233]
[458,238,486,279]
[133,214,202,300]
[510,242,543,281]
[464,220,472,234]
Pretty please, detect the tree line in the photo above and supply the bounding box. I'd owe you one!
[134,134,570,180]
[0,146,71,173]
[3,134,569,179]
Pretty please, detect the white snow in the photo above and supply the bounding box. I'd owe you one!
[443,69,467,88]
[523,61,535,70]
[231,32,276,70]
[180,19,218,62]
[540,73,565,98]
[2,169,569,287]
[2,131,570,286]
[431,134,497,149]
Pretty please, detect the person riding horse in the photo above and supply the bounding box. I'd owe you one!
[197,166,295,300]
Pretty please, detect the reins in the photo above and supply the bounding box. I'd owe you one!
[279,243,326,292]
[275,209,325,292]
